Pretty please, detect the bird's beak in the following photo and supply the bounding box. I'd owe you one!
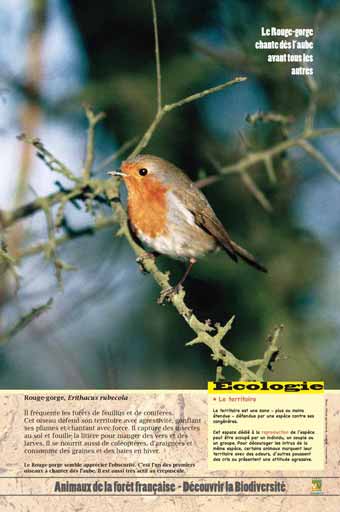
[107,169,127,177]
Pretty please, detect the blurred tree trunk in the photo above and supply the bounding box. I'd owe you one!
[10,0,47,255]
[1,0,47,330]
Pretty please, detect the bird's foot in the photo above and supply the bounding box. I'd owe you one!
[136,252,156,274]
[157,284,182,305]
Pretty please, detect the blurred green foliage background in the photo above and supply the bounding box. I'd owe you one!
[0,0,340,388]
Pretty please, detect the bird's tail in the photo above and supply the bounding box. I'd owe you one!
[230,240,268,273]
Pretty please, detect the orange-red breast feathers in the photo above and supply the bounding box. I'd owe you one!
[121,160,169,238]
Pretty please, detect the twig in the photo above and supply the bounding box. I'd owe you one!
[246,111,294,126]
[1,188,84,227]
[82,104,106,179]
[15,214,118,261]
[166,77,248,112]
[39,197,71,287]
[0,240,20,285]
[151,0,162,113]
[0,298,53,346]
[264,155,277,183]
[17,134,80,183]
[94,137,138,174]
[241,173,273,213]
[303,12,320,134]
[207,149,273,212]
[255,325,283,379]
[41,198,59,278]
[298,139,340,182]
[304,77,318,134]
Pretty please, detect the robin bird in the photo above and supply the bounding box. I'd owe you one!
[109,154,267,295]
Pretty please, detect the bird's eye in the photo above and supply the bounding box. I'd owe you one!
[139,168,148,176]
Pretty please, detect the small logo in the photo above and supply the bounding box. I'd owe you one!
[311,479,322,494]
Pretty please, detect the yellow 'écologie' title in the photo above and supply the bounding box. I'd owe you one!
[208,381,324,394]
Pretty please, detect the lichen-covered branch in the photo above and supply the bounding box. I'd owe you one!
[17,134,80,183]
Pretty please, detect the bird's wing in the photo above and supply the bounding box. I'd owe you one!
[172,177,267,272]
[127,219,144,248]
[192,206,238,262]
[173,184,238,262]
